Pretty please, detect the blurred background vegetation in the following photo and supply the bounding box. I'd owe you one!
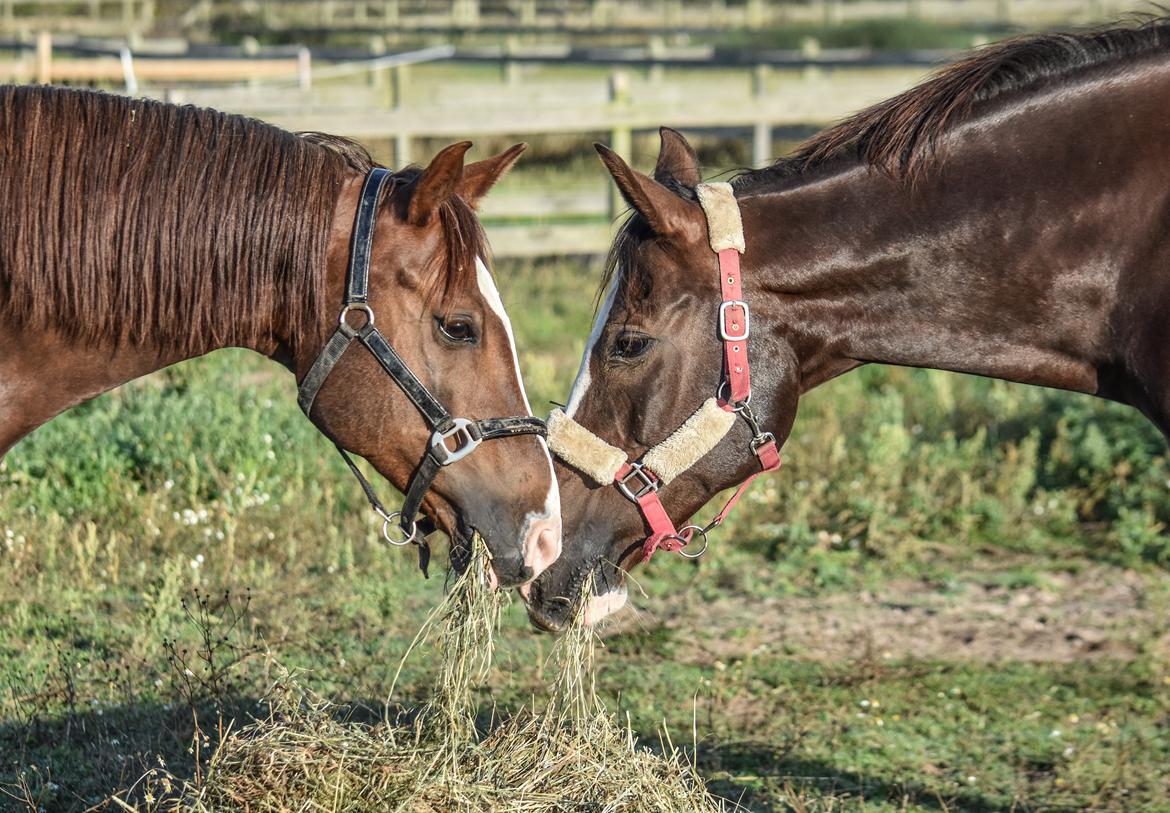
[2,1,1169,811]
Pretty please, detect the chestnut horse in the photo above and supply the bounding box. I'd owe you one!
[0,85,560,587]
[526,19,1170,630]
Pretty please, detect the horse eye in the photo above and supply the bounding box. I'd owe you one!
[437,317,477,344]
[611,333,653,360]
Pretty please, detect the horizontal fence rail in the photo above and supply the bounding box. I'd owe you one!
[0,0,1150,37]
[195,0,1144,33]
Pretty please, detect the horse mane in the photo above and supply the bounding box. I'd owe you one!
[0,85,484,356]
[734,15,1170,192]
[595,17,1170,304]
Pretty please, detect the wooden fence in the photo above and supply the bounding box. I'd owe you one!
[0,0,1151,38]
[244,61,933,256]
[194,0,1146,33]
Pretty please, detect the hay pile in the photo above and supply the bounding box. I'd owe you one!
[137,543,726,812]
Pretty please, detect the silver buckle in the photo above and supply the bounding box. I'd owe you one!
[615,462,659,503]
[430,418,482,466]
[718,300,750,341]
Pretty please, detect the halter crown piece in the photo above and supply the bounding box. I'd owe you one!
[298,167,547,576]
[546,181,782,563]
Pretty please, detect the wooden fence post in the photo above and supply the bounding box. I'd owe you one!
[591,0,610,28]
[647,35,664,83]
[503,35,522,85]
[745,0,764,30]
[297,47,312,91]
[709,0,726,27]
[822,0,842,26]
[801,36,822,81]
[36,30,52,84]
[608,70,632,220]
[664,0,681,27]
[390,62,410,110]
[395,132,411,167]
[384,0,398,25]
[752,63,771,167]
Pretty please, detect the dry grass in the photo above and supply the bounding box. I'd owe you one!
[119,541,725,812]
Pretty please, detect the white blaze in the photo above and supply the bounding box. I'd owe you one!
[475,257,561,533]
[565,273,618,418]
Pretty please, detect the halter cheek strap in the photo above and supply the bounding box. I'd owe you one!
[546,181,782,563]
[298,167,546,576]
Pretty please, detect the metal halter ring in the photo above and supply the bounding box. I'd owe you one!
[717,380,752,410]
[339,303,375,329]
[675,525,710,559]
[380,511,417,547]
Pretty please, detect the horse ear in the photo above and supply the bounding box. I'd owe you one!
[407,141,472,226]
[457,143,527,209]
[594,142,700,240]
[654,127,701,188]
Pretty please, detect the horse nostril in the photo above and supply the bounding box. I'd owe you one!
[523,522,561,582]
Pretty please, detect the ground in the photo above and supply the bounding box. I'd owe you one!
[2,257,1169,812]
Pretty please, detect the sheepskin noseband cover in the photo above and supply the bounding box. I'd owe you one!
[547,399,736,487]
[695,182,745,254]
[547,409,627,486]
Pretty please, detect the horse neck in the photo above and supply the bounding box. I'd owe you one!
[743,55,1170,400]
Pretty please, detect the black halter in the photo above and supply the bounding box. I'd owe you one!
[297,167,547,576]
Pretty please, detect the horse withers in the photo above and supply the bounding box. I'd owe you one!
[0,85,560,587]
[525,19,1170,630]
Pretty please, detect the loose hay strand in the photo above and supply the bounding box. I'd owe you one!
[126,540,727,812]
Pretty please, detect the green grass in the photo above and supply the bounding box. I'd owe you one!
[3,258,1170,812]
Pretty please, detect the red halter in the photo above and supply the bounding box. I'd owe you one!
[547,182,782,563]
[613,245,781,562]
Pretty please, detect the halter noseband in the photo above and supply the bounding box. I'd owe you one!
[298,167,546,576]
[546,182,781,564]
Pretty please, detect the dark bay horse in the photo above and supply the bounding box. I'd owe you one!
[526,18,1170,630]
[0,85,560,587]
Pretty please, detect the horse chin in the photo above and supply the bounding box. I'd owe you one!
[523,558,628,632]
[446,516,475,575]
[582,587,628,625]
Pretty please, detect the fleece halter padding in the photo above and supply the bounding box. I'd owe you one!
[547,408,626,486]
[695,182,745,253]
[548,398,737,487]
[642,398,737,484]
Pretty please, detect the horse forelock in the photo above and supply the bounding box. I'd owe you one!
[597,210,656,314]
[384,164,486,313]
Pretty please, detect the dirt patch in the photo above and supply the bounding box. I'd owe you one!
[605,566,1170,664]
